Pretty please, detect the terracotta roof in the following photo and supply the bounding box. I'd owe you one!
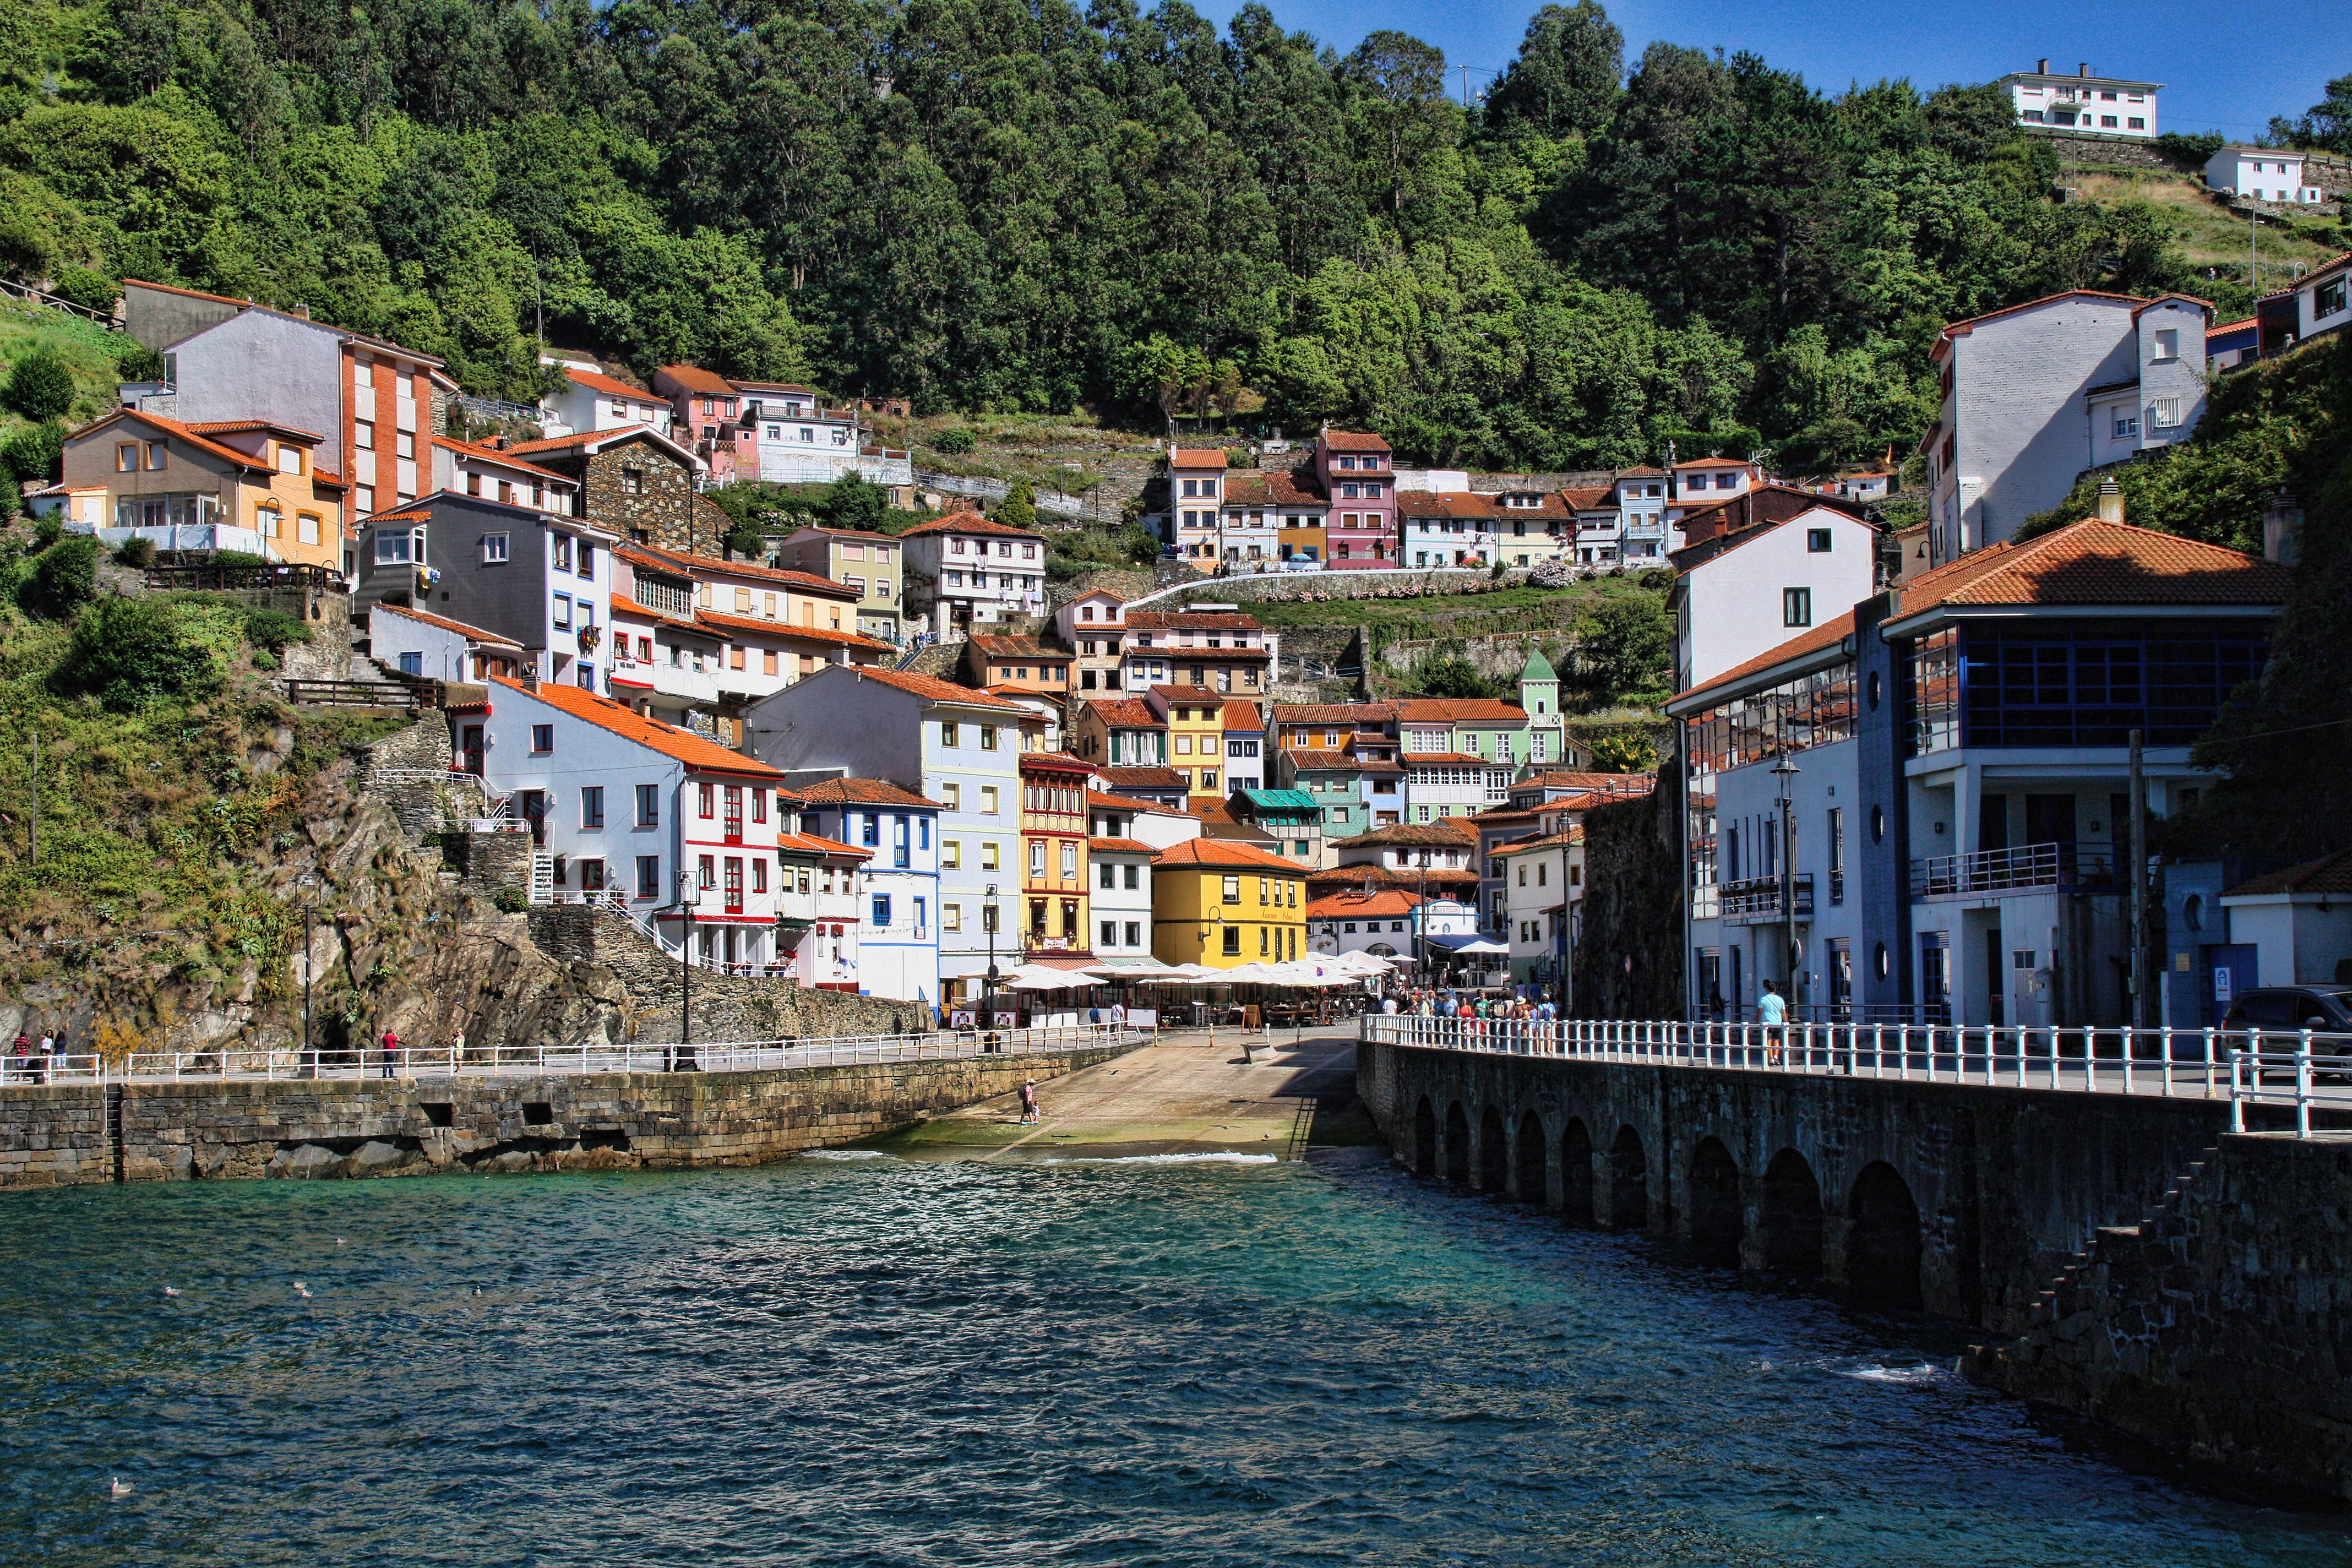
[1403,751,1496,767]
[1932,290,2148,358]
[1309,864,1478,891]
[1561,486,1614,511]
[1082,836,1161,857]
[1393,699,1528,724]
[619,542,858,598]
[563,365,660,402]
[2131,293,2215,320]
[1127,610,1263,631]
[1491,829,1584,856]
[1087,790,1190,815]
[1154,837,1301,872]
[1518,771,1653,793]
[775,830,872,860]
[1221,702,1262,730]
[696,608,891,652]
[1319,430,1392,453]
[502,425,699,467]
[1397,492,1504,521]
[1273,704,1395,726]
[792,777,942,809]
[2224,850,2352,899]
[183,417,326,444]
[1306,889,1424,919]
[1345,820,1480,849]
[1019,750,1093,774]
[1082,698,1163,728]
[1223,469,1329,509]
[1151,684,1242,709]
[850,667,1026,710]
[1169,448,1229,469]
[1284,750,1358,770]
[1063,585,1129,603]
[1674,610,1858,708]
[1098,766,1189,791]
[897,512,1039,540]
[371,602,523,649]
[1615,465,1668,478]
[2208,316,2258,335]
[431,435,571,483]
[657,364,737,395]
[1890,520,2292,618]
[1470,805,1543,825]
[494,678,782,777]
[608,593,706,634]
[1140,646,1269,663]
[77,409,277,473]
[972,635,1067,660]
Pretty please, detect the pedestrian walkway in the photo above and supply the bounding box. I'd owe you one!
[890,1029,1368,1160]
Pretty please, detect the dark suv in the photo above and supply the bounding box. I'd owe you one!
[2224,986,2352,1034]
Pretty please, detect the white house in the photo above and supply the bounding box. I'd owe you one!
[538,362,676,439]
[2217,852,2352,990]
[472,676,791,970]
[1495,829,1582,994]
[1052,586,1130,695]
[368,602,525,684]
[1923,290,2211,564]
[1148,447,1229,565]
[1306,888,1424,961]
[1088,789,1202,851]
[2204,146,2327,206]
[2293,254,2352,346]
[789,777,942,1004]
[1997,62,2159,138]
[1666,490,1881,695]
[775,827,870,991]
[748,665,1030,1003]
[1087,836,1159,965]
[897,513,1048,636]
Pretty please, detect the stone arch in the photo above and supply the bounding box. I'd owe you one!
[1847,1161,1924,1309]
[1513,1110,1546,1204]
[1412,1096,1437,1179]
[1476,1106,1508,1192]
[1559,1117,1594,1224]
[1688,1136,1743,1268]
[1607,1124,1648,1231]
[1444,1101,1471,1183]
[1760,1149,1825,1277]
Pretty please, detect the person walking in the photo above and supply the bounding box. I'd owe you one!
[1758,979,1788,1065]
[8,1033,26,1084]
[380,1026,401,1080]
[36,1031,56,1085]
[1018,1079,1039,1125]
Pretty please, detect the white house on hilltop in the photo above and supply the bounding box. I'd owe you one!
[2203,146,2327,206]
[1996,62,2159,138]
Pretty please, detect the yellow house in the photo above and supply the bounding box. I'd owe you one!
[1151,837,1309,967]
[59,409,345,570]
[1149,685,1227,799]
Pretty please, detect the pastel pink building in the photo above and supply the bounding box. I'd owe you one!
[1314,431,1397,568]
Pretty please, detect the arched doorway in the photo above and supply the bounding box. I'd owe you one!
[1477,1106,1507,1191]
[1412,1096,1436,1178]
[1760,1149,1825,1277]
[1514,1110,1546,1204]
[1688,1137,1742,1267]
[1608,1125,1648,1230]
[1444,1102,1471,1183]
[1559,1118,1594,1224]
[1847,1161,1923,1309]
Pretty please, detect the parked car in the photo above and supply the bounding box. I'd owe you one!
[2224,987,2352,1080]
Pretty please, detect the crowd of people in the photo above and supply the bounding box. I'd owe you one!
[1386,990,1562,1022]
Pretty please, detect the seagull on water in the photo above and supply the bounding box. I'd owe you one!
[293,1281,312,1299]
[109,1477,133,1499]
[162,1287,179,1298]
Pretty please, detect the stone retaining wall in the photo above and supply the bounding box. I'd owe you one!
[1967,1132,2352,1502]
[0,1039,1137,1189]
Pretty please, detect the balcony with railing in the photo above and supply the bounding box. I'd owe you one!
[1911,841,2117,898]
[1719,873,1814,923]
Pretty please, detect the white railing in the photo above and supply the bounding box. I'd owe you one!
[1359,1014,2352,1120]
[0,1023,1145,1086]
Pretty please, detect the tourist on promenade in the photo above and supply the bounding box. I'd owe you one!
[8,1033,25,1082]
[380,1027,401,1079]
[38,1031,56,1083]
[1018,1079,1038,1124]
[1758,981,1787,1065]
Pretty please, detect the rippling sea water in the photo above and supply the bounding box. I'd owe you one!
[0,1151,2339,1566]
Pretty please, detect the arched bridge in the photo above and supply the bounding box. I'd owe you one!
[1357,1019,2257,1330]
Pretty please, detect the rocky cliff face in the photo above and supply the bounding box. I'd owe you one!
[0,716,914,1055]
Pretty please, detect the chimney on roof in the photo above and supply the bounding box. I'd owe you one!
[293,302,310,319]
[2078,62,2090,78]
[2096,478,2125,525]
[2037,58,2049,74]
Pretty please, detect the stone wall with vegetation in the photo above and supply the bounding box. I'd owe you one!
[1574,770,1683,1019]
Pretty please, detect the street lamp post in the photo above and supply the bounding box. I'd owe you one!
[1771,756,1800,1010]
[983,882,1000,1046]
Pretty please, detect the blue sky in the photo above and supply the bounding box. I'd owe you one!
[1253,0,2351,140]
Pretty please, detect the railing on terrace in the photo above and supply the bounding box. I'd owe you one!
[0,1022,1146,1085]
[1358,1013,2352,1128]
[1718,874,1813,922]
[285,678,445,710]
[1912,841,2116,897]
[144,563,342,594]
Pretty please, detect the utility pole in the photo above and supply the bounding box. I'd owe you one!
[2128,729,2149,1028]
[1772,756,1799,1004]
[28,729,36,867]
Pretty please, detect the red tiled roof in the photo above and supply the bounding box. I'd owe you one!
[502,424,695,465]
[1672,458,1756,471]
[1272,703,1394,726]
[608,592,703,633]
[2131,292,2215,320]
[1344,820,1480,848]
[431,435,570,483]
[1614,465,1668,478]
[1019,750,1093,774]
[1221,701,1262,730]
[1087,789,1190,815]
[78,409,275,473]
[1126,609,1265,632]
[494,678,782,777]
[1306,888,1426,919]
[1082,698,1163,728]
[792,776,941,809]
[1491,829,1583,854]
[695,607,891,652]
[1155,837,1302,872]
[1169,448,1229,469]
[1284,750,1357,770]
[1518,771,1654,795]
[1083,836,1161,856]
[2225,850,2352,899]
[896,512,1039,540]
[1319,430,1392,453]
[972,635,1067,660]
[1891,520,2291,615]
[1675,610,1858,707]
[657,364,737,395]
[776,830,872,860]
[183,417,326,444]
[1393,699,1528,723]
[1402,751,1495,767]
[1222,470,1329,509]
[852,666,1027,710]
[1397,491,1504,520]
[370,602,523,649]
[564,365,660,402]
[618,542,859,598]
[1098,766,1189,792]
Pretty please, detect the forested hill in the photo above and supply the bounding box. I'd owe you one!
[0,0,2226,467]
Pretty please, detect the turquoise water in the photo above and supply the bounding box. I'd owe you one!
[0,1150,2339,1566]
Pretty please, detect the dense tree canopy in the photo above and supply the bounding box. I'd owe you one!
[0,0,2247,466]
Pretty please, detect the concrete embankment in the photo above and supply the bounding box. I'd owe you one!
[0,1042,1139,1189]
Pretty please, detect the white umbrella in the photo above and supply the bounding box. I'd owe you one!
[1003,963,1097,991]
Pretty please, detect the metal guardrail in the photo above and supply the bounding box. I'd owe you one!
[0,276,115,324]
[1360,1015,2352,1118]
[145,563,341,593]
[1912,842,2116,896]
[1718,874,1814,921]
[0,1023,1146,1086]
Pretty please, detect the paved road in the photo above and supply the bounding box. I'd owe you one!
[891,1029,1366,1161]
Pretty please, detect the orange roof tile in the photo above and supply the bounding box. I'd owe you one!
[431,435,571,483]
[563,365,660,402]
[1155,837,1302,872]
[1083,837,1161,856]
[896,512,1040,541]
[1098,766,1190,792]
[1393,698,1528,723]
[1402,751,1495,767]
[1305,889,1425,919]
[1890,520,2291,617]
[1087,790,1191,815]
[657,364,737,395]
[493,678,782,777]
[1019,751,1093,774]
[776,830,872,860]
[78,409,276,473]
[695,607,891,651]
[792,777,941,809]
[371,602,524,648]
[1319,430,1392,453]
[851,666,1027,710]
[183,417,326,444]
[1169,448,1229,469]
[1083,698,1163,728]
[1674,611,1858,708]
[1221,701,1262,730]
[619,542,858,598]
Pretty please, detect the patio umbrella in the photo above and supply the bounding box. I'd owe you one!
[1003,963,1096,991]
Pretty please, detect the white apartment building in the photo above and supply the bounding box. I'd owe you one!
[2292,254,2351,344]
[1923,291,2210,564]
[1997,62,2159,138]
[1151,447,1230,565]
[1087,837,1158,964]
[1666,493,1882,694]
[775,827,870,991]
[899,513,1049,635]
[790,777,943,1004]
[538,362,675,439]
[2204,146,2327,205]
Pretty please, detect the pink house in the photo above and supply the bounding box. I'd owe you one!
[655,364,749,483]
[1313,431,1397,568]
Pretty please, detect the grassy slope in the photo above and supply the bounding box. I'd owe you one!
[0,298,139,453]
[2075,168,2348,319]
[1243,577,1639,631]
